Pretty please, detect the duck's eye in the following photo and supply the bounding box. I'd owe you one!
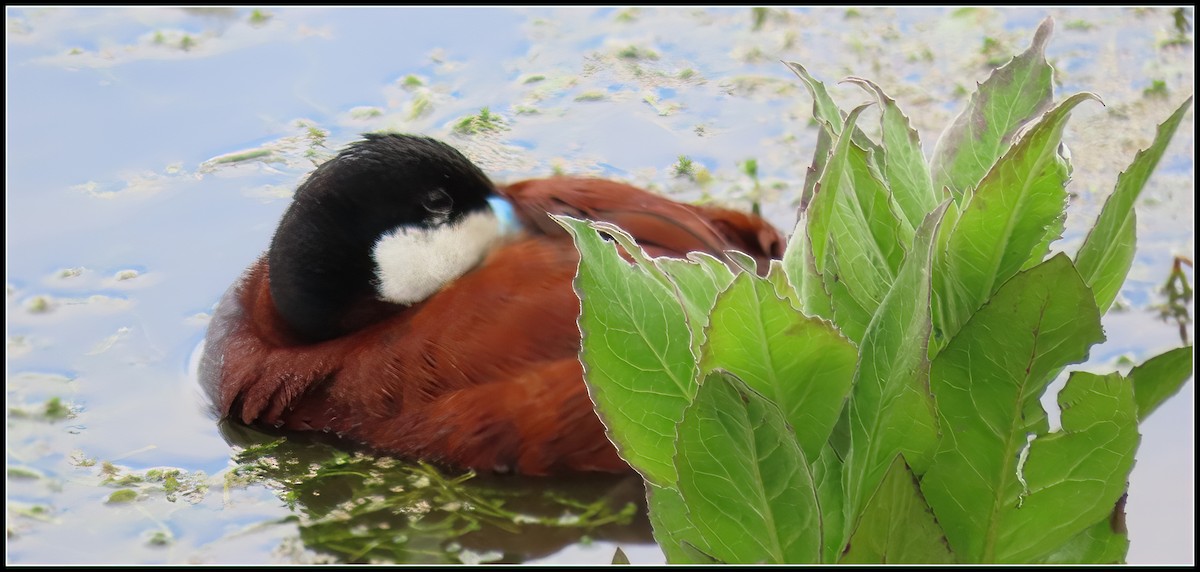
[422,188,453,216]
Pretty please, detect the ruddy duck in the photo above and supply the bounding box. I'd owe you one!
[200,133,784,475]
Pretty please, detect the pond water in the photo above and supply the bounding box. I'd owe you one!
[5,6,1194,565]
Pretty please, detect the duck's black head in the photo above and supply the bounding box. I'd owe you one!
[268,133,509,342]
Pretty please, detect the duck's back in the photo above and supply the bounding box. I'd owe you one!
[202,176,784,475]
[502,177,784,272]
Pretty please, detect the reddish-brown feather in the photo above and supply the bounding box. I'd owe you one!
[203,177,784,475]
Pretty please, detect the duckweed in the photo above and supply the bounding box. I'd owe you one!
[106,489,138,504]
[452,107,506,135]
[249,9,271,26]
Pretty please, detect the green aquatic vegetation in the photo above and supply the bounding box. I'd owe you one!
[8,501,56,533]
[26,295,51,313]
[1160,35,1192,49]
[349,106,383,120]
[9,396,74,421]
[1173,7,1191,35]
[303,124,328,145]
[642,93,681,116]
[1143,79,1170,99]
[574,90,606,102]
[719,75,798,98]
[106,489,138,504]
[248,9,271,27]
[402,74,424,89]
[667,153,710,191]
[43,397,70,420]
[144,529,174,546]
[452,107,506,135]
[223,431,643,564]
[1155,257,1194,345]
[408,94,433,120]
[740,158,763,216]
[7,466,43,480]
[672,156,695,179]
[980,36,1012,67]
[750,7,774,31]
[96,463,209,503]
[614,8,640,23]
[908,47,935,63]
[210,148,274,165]
[616,45,659,61]
[302,123,331,164]
[561,18,1194,564]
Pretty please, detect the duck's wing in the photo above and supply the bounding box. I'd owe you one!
[499,177,784,272]
[366,357,628,475]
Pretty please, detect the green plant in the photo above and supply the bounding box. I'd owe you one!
[672,155,696,178]
[225,430,642,564]
[452,107,506,135]
[558,18,1193,564]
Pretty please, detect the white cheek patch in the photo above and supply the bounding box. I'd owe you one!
[372,209,503,305]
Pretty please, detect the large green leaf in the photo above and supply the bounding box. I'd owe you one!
[765,258,803,311]
[557,216,697,487]
[813,441,847,564]
[921,255,1109,563]
[784,61,849,138]
[932,93,1098,352]
[1128,345,1195,420]
[844,124,913,274]
[581,221,735,356]
[930,17,1056,201]
[782,210,835,321]
[701,271,858,459]
[806,105,911,342]
[1074,96,1194,314]
[785,61,843,212]
[653,251,736,355]
[801,126,834,212]
[646,483,713,564]
[994,372,1138,562]
[846,76,939,230]
[808,104,905,279]
[843,202,947,532]
[785,61,884,210]
[1037,500,1129,564]
[820,237,872,344]
[1021,208,1066,271]
[840,456,955,564]
[674,371,823,564]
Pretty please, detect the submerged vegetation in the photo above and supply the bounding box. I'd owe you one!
[221,428,647,564]
[562,18,1194,564]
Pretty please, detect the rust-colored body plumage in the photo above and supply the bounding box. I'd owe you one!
[202,174,784,476]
